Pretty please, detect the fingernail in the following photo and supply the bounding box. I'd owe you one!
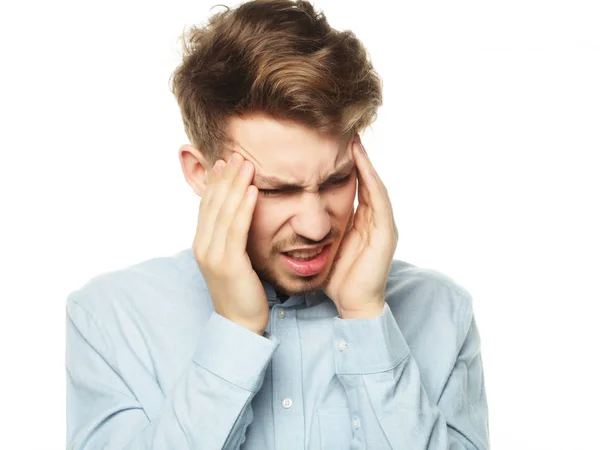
[213,160,224,172]
[242,160,253,174]
[230,153,242,167]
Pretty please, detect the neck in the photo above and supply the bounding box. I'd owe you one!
[276,291,290,303]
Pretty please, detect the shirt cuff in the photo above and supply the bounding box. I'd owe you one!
[333,302,410,375]
[193,311,279,392]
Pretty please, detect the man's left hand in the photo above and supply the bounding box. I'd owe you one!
[324,135,398,319]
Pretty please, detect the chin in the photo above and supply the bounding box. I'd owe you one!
[250,238,343,297]
[281,272,329,296]
[258,258,333,297]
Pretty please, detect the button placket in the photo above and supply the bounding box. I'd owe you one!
[270,307,305,448]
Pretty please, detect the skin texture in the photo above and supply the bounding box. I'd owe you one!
[180,113,398,333]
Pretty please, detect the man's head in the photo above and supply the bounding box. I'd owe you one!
[172,0,382,296]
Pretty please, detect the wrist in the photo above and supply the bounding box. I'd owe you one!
[232,317,267,335]
[339,303,385,320]
[216,311,267,335]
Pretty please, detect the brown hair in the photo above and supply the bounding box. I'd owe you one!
[170,0,382,160]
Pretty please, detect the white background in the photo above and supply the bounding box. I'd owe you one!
[1,0,599,448]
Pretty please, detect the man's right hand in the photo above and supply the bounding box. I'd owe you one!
[193,152,270,335]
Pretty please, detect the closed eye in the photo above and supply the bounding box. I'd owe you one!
[258,174,352,197]
[324,174,352,188]
[258,188,286,197]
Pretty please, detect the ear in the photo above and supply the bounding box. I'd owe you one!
[179,144,212,197]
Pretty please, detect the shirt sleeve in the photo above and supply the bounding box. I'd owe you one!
[66,297,278,450]
[332,301,489,449]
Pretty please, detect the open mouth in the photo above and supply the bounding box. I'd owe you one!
[282,246,326,261]
[281,244,331,276]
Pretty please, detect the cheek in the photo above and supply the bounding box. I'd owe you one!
[248,201,284,250]
[329,181,357,216]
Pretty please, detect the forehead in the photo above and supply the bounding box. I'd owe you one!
[225,114,352,182]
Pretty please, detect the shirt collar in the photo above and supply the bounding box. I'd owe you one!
[184,247,328,309]
[261,279,327,309]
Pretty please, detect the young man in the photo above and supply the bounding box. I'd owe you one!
[66,1,489,448]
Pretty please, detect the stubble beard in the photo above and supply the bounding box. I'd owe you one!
[251,232,350,298]
[250,210,354,298]
[251,248,339,298]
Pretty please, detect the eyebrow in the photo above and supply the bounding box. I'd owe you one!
[253,159,356,190]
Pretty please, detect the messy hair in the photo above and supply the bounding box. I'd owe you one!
[170,0,382,160]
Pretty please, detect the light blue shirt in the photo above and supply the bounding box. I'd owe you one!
[66,247,489,449]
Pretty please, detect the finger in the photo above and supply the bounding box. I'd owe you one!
[209,159,255,257]
[198,155,244,256]
[200,159,226,211]
[352,140,394,229]
[203,153,242,212]
[355,136,389,199]
[196,159,226,253]
[355,155,370,207]
[352,140,380,207]
[226,184,259,257]
[208,159,226,180]
[357,140,398,234]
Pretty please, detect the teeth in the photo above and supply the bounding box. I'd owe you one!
[287,247,324,260]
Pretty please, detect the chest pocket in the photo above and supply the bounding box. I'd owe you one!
[317,406,353,449]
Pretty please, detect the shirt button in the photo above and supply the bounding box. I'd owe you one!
[282,397,293,409]
[279,309,286,319]
[241,434,246,444]
[352,416,360,429]
[338,340,347,351]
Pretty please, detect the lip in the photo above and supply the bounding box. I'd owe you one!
[281,244,332,277]
[283,243,331,253]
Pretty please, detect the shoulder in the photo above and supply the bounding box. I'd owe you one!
[65,247,208,324]
[384,260,482,405]
[385,259,474,342]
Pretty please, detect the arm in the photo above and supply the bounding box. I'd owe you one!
[333,302,489,449]
[66,152,275,449]
[66,298,278,450]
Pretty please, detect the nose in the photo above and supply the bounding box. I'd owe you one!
[289,193,331,243]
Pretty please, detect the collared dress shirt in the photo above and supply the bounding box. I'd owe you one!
[66,247,489,449]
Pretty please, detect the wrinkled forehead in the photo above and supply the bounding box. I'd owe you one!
[224,114,354,181]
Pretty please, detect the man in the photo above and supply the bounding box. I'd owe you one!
[66,1,489,448]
